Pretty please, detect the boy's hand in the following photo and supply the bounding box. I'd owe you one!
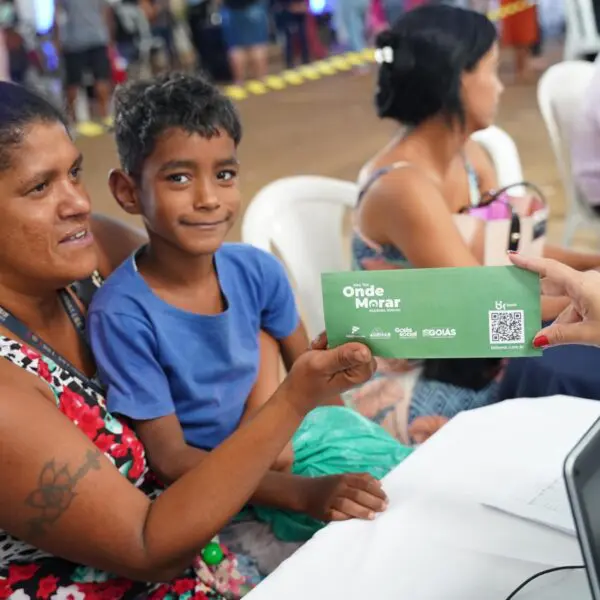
[302,473,388,522]
[282,334,375,416]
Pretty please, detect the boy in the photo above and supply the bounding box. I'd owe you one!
[88,73,387,569]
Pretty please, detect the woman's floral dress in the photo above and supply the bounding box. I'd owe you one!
[0,335,256,599]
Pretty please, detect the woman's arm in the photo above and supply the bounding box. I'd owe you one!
[543,244,600,272]
[467,139,600,272]
[0,343,374,582]
[242,331,294,471]
[363,173,564,321]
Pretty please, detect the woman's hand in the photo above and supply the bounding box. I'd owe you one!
[282,333,376,416]
[510,253,600,348]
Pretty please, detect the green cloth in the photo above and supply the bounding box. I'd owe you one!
[252,406,413,542]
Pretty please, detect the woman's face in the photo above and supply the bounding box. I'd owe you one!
[0,120,97,290]
[461,43,503,132]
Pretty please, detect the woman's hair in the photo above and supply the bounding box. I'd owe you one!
[114,72,242,178]
[0,82,68,171]
[375,4,497,126]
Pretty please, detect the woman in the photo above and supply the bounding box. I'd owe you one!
[347,5,600,444]
[0,82,381,598]
[221,0,270,84]
[500,0,540,81]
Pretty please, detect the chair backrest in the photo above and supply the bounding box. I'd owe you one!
[537,60,595,199]
[564,0,600,58]
[470,125,524,189]
[242,176,358,337]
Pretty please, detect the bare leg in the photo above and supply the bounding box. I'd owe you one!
[249,44,268,79]
[228,47,247,85]
[65,85,79,123]
[514,45,531,82]
[94,80,112,119]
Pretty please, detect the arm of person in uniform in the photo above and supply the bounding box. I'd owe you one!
[365,169,566,322]
[0,357,315,583]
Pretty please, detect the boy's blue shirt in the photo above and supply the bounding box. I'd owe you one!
[88,243,300,450]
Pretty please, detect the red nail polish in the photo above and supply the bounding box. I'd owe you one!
[533,335,549,348]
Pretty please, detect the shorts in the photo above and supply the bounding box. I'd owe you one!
[63,45,111,87]
[220,2,269,49]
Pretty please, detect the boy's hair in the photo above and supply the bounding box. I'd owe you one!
[114,72,242,178]
[0,82,68,171]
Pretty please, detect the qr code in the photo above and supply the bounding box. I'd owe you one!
[489,310,525,344]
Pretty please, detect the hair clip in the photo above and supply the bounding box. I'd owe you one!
[375,46,394,65]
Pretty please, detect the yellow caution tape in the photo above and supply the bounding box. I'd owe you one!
[488,0,535,22]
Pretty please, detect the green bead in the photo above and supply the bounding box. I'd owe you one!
[202,542,224,566]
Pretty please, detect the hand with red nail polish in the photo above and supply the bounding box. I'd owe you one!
[509,253,600,348]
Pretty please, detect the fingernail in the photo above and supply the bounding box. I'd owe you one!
[507,250,518,255]
[533,335,549,348]
[368,512,375,520]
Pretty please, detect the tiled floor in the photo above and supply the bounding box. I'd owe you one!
[76,46,599,252]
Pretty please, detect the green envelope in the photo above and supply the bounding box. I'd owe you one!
[321,266,542,359]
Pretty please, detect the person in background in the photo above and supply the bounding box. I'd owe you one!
[144,0,180,71]
[499,0,539,81]
[186,0,209,68]
[380,0,403,28]
[337,0,370,73]
[220,0,269,84]
[54,0,113,123]
[571,54,600,215]
[348,4,600,444]
[274,0,310,68]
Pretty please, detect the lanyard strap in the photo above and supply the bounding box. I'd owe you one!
[0,290,106,396]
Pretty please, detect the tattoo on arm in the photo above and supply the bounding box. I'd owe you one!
[26,449,102,537]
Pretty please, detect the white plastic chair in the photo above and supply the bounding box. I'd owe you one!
[242,176,358,337]
[537,60,600,246]
[564,0,600,60]
[471,125,524,189]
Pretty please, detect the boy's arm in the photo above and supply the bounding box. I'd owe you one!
[134,412,387,523]
[242,330,294,472]
[90,308,386,520]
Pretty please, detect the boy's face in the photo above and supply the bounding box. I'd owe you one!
[126,128,240,257]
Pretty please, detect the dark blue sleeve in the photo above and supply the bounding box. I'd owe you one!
[257,251,300,339]
[88,310,176,420]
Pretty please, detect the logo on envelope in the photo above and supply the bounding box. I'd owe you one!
[342,284,401,312]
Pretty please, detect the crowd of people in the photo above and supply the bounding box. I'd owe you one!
[1,0,600,599]
[0,0,561,125]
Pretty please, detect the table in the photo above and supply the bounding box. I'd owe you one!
[247,396,600,600]
[498,345,600,402]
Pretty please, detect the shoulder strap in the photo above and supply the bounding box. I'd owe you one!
[357,161,420,205]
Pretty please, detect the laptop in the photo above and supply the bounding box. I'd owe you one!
[564,416,600,600]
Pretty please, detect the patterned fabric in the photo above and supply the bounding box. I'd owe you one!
[346,160,502,443]
[0,283,259,598]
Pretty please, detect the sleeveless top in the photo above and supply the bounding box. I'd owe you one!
[0,273,238,600]
[351,159,480,270]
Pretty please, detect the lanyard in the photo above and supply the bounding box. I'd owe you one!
[0,290,106,396]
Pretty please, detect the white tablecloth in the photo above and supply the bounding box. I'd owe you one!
[247,396,600,600]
